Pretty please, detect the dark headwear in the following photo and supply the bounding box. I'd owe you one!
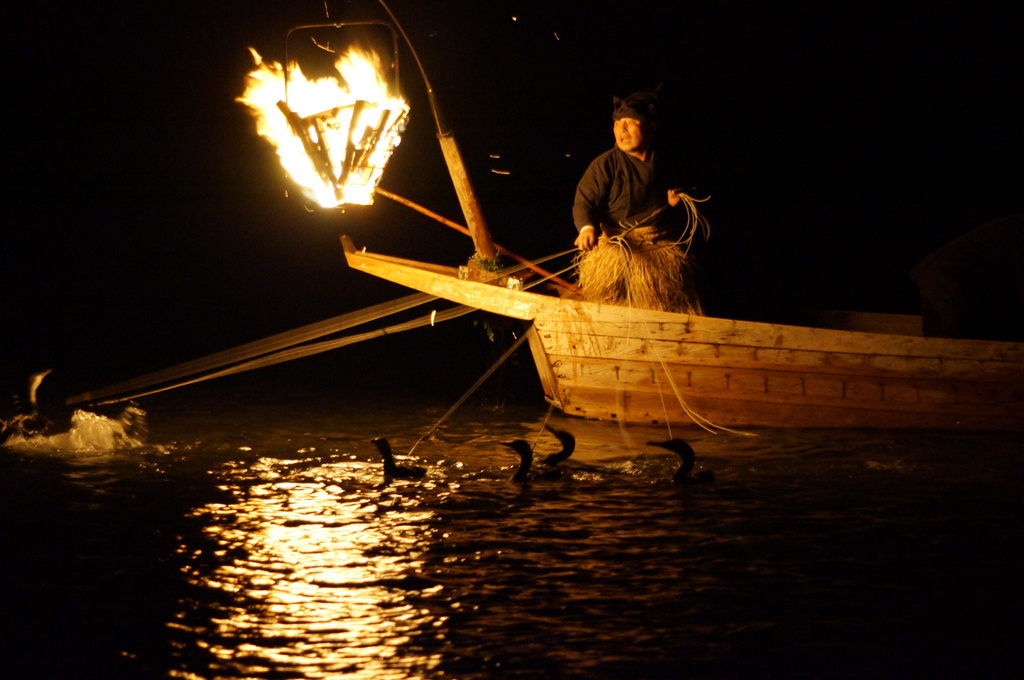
[612,91,659,123]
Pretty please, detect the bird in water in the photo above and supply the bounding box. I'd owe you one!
[502,439,563,482]
[1,369,53,443]
[538,424,575,466]
[371,437,427,480]
[648,439,715,483]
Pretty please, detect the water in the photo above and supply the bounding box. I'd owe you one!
[2,377,1023,680]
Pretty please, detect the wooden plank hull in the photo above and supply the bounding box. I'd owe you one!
[343,238,1024,431]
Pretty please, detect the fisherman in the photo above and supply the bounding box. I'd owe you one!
[572,89,707,313]
[909,213,1024,341]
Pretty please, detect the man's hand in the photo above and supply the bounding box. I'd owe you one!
[574,227,597,251]
[667,188,684,207]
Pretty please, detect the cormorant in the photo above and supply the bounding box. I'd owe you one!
[1,369,53,442]
[539,424,575,466]
[502,439,563,482]
[648,439,714,483]
[371,437,427,480]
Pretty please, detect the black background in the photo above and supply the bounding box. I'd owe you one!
[4,1,1021,407]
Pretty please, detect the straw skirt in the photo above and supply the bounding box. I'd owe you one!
[573,226,702,314]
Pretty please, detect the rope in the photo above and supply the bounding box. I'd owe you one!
[611,191,711,255]
[376,187,582,294]
[531,400,559,451]
[508,241,753,437]
[407,329,531,454]
[635,314,756,437]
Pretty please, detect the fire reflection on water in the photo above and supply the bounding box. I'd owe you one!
[5,394,1022,679]
[173,458,443,679]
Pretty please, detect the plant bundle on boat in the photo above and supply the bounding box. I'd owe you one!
[573,192,709,314]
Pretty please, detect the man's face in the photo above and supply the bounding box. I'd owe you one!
[613,117,650,155]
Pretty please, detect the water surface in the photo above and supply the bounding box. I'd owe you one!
[3,380,1022,679]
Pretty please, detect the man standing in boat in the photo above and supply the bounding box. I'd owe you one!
[572,89,708,314]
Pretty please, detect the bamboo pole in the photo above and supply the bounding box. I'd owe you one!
[376,0,498,263]
[65,291,439,405]
[82,304,476,406]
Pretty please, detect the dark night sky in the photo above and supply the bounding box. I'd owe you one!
[3,1,1021,405]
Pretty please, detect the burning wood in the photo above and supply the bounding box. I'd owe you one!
[237,46,409,208]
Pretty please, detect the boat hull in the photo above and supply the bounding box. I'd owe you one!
[343,237,1024,431]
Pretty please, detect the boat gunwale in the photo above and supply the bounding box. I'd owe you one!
[342,240,1024,365]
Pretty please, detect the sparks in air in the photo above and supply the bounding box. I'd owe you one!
[237,45,409,208]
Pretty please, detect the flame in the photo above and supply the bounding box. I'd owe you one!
[237,46,409,208]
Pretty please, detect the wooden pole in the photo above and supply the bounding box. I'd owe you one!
[374,1,499,263]
[436,132,497,261]
[375,187,581,294]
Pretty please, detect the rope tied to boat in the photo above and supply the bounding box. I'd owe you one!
[407,329,531,455]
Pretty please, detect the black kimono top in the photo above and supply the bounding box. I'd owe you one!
[572,146,682,240]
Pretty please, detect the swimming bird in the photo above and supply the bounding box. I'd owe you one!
[1,369,53,442]
[28,369,52,411]
[648,438,714,483]
[539,424,575,466]
[502,439,562,482]
[371,437,427,480]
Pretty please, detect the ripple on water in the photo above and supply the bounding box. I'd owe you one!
[6,390,1023,679]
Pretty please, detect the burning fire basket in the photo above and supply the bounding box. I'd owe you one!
[239,15,497,264]
[240,21,409,208]
[276,96,407,206]
[280,22,408,207]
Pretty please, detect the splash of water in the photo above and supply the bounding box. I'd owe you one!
[2,404,147,454]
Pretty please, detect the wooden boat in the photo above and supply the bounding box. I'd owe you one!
[343,236,1024,431]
